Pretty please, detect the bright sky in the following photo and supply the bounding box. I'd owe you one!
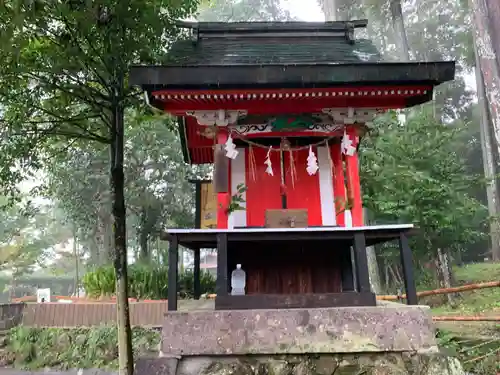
[283,0,476,91]
[284,0,324,21]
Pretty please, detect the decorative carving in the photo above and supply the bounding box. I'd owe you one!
[322,108,382,124]
[186,110,247,126]
[230,113,343,136]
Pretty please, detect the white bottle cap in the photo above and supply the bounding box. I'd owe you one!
[236,264,242,269]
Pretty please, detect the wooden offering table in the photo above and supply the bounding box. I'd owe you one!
[162,224,417,311]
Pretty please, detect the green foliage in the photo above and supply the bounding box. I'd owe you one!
[178,269,218,298]
[0,275,77,302]
[4,326,160,370]
[362,109,487,260]
[197,0,295,21]
[0,198,72,276]
[41,113,201,265]
[436,329,500,375]
[226,183,248,214]
[82,264,216,299]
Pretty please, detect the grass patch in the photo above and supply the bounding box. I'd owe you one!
[430,262,500,316]
[1,325,159,370]
[437,329,500,375]
[454,262,500,284]
[432,262,500,374]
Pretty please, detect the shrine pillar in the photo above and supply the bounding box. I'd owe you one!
[344,126,363,226]
[214,131,230,229]
[331,143,346,226]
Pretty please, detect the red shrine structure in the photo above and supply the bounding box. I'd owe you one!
[130,20,455,311]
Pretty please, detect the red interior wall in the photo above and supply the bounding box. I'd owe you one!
[245,147,322,227]
[284,148,322,226]
[245,147,282,227]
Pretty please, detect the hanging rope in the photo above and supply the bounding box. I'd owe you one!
[248,144,257,181]
[234,134,337,152]
[289,149,297,188]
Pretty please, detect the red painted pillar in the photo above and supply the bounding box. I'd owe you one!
[216,131,230,229]
[331,143,346,226]
[344,127,363,227]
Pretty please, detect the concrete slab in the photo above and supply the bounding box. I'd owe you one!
[161,305,438,356]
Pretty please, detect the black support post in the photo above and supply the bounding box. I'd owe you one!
[399,233,418,305]
[167,235,179,311]
[193,247,201,300]
[194,181,202,229]
[340,246,355,291]
[216,233,228,297]
[353,232,371,293]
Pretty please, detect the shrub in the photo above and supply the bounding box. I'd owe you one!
[4,326,159,369]
[82,264,215,300]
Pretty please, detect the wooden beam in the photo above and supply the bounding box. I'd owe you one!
[215,292,376,310]
[214,145,229,193]
[353,232,371,293]
[168,235,179,311]
[398,233,418,305]
[193,248,201,300]
[216,233,229,298]
[194,181,202,229]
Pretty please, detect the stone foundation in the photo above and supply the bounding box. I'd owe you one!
[148,305,464,375]
[161,305,439,355]
[137,353,464,375]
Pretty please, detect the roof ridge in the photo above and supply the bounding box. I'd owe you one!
[175,20,368,33]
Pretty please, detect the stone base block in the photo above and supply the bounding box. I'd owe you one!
[161,305,438,356]
[136,353,465,375]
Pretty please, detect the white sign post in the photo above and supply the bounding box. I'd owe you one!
[36,288,51,303]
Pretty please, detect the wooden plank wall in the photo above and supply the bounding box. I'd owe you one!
[0,303,25,330]
[228,241,343,295]
[2,302,170,328]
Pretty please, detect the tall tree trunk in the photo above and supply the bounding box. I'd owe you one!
[471,0,500,261]
[364,208,382,294]
[475,62,500,262]
[138,210,149,262]
[89,229,101,266]
[104,214,114,262]
[322,0,351,21]
[389,0,410,61]
[110,92,134,375]
[73,227,80,297]
[435,248,457,306]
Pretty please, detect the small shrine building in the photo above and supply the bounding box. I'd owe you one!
[130,20,455,311]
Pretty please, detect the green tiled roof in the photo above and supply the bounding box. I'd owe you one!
[166,37,381,66]
[164,21,381,66]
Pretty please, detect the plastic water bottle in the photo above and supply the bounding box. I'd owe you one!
[231,264,246,295]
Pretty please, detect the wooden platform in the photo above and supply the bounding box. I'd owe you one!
[162,224,417,311]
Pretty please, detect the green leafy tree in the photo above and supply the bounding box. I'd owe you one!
[362,110,487,272]
[44,113,198,264]
[198,0,295,21]
[0,0,199,373]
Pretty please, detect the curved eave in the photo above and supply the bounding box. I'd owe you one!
[130,61,455,91]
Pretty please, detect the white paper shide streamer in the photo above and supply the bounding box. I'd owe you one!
[341,130,356,156]
[224,134,239,159]
[265,147,273,176]
[306,146,319,175]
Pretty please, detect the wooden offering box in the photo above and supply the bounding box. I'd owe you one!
[265,209,308,228]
